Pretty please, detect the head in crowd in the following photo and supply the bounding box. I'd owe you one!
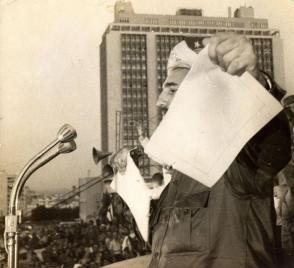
[151,173,164,188]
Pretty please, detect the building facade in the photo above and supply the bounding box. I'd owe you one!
[79,177,104,222]
[0,173,16,216]
[100,1,284,176]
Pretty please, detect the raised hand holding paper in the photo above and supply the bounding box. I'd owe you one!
[145,46,282,187]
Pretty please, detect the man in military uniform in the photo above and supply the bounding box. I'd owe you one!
[106,33,291,268]
[149,33,291,268]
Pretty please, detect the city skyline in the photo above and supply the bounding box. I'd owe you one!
[0,0,293,192]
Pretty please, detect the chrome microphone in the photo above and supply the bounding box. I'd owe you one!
[5,124,77,268]
[15,141,77,208]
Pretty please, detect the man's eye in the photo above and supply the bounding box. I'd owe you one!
[169,88,177,94]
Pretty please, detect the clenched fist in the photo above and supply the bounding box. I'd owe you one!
[203,33,258,78]
[110,147,129,175]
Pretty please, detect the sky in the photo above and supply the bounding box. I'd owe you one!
[0,0,294,192]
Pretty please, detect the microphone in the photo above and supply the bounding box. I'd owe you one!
[57,124,77,143]
[9,124,77,213]
[15,141,77,208]
[5,124,77,268]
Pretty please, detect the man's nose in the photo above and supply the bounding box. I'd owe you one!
[156,91,168,108]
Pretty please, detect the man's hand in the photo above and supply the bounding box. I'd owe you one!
[136,123,144,138]
[110,147,129,175]
[203,33,258,78]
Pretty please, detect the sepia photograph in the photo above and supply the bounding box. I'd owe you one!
[0,0,294,267]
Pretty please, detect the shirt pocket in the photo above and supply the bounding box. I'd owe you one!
[163,191,210,254]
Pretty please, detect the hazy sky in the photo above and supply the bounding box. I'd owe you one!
[0,0,294,192]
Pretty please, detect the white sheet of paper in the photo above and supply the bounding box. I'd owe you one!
[110,153,151,241]
[145,46,282,187]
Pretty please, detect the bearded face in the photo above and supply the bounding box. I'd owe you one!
[156,67,189,115]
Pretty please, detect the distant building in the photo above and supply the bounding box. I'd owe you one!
[79,177,104,222]
[0,171,8,216]
[234,6,254,18]
[19,186,35,214]
[176,9,202,17]
[0,173,16,216]
[100,1,285,177]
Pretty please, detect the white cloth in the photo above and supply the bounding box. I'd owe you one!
[139,137,149,148]
[110,153,151,241]
[145,46,282,187]
[167,41,198,74]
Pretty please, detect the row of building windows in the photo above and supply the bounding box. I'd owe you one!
[122,69,148,75]
[122,66,147,71]
[119,17,129,23]
[117,16,268,29]
[122,54,147,60]
[121,65,147,71]
[122,84,148,89]
[123,119,148,129]
[122,61,147,66]
[122,88,148,95]
[122,109,148,115]
[123,100,148,106]
[121,40,146,47]
[122,80,147,85]
[122,96,148,102]
[121,34,146,41]
[145,18,159,25]
[122,88,148,94]
[122,47,146,52]
[111,24,272,36]
[122,70,147,76]
[169,18,247,28]
[121,43,146,48]
[123,99,148,107]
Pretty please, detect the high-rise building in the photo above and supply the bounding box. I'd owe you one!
[100,1,285,176]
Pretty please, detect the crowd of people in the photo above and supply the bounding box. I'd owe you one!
[0,193,150,268]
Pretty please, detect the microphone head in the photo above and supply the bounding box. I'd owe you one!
[57,124,77,143]
[58,141,77,154]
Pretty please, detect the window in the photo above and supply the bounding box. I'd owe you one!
[121,26,130,31]
[131,26,140,31]
[142,27,150,32]
[111,25,120,31]
[151,27,160,32]
[161,27,170,32]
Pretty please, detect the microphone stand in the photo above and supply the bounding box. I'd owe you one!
[5,140,60,268]
[4,125,77,268]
